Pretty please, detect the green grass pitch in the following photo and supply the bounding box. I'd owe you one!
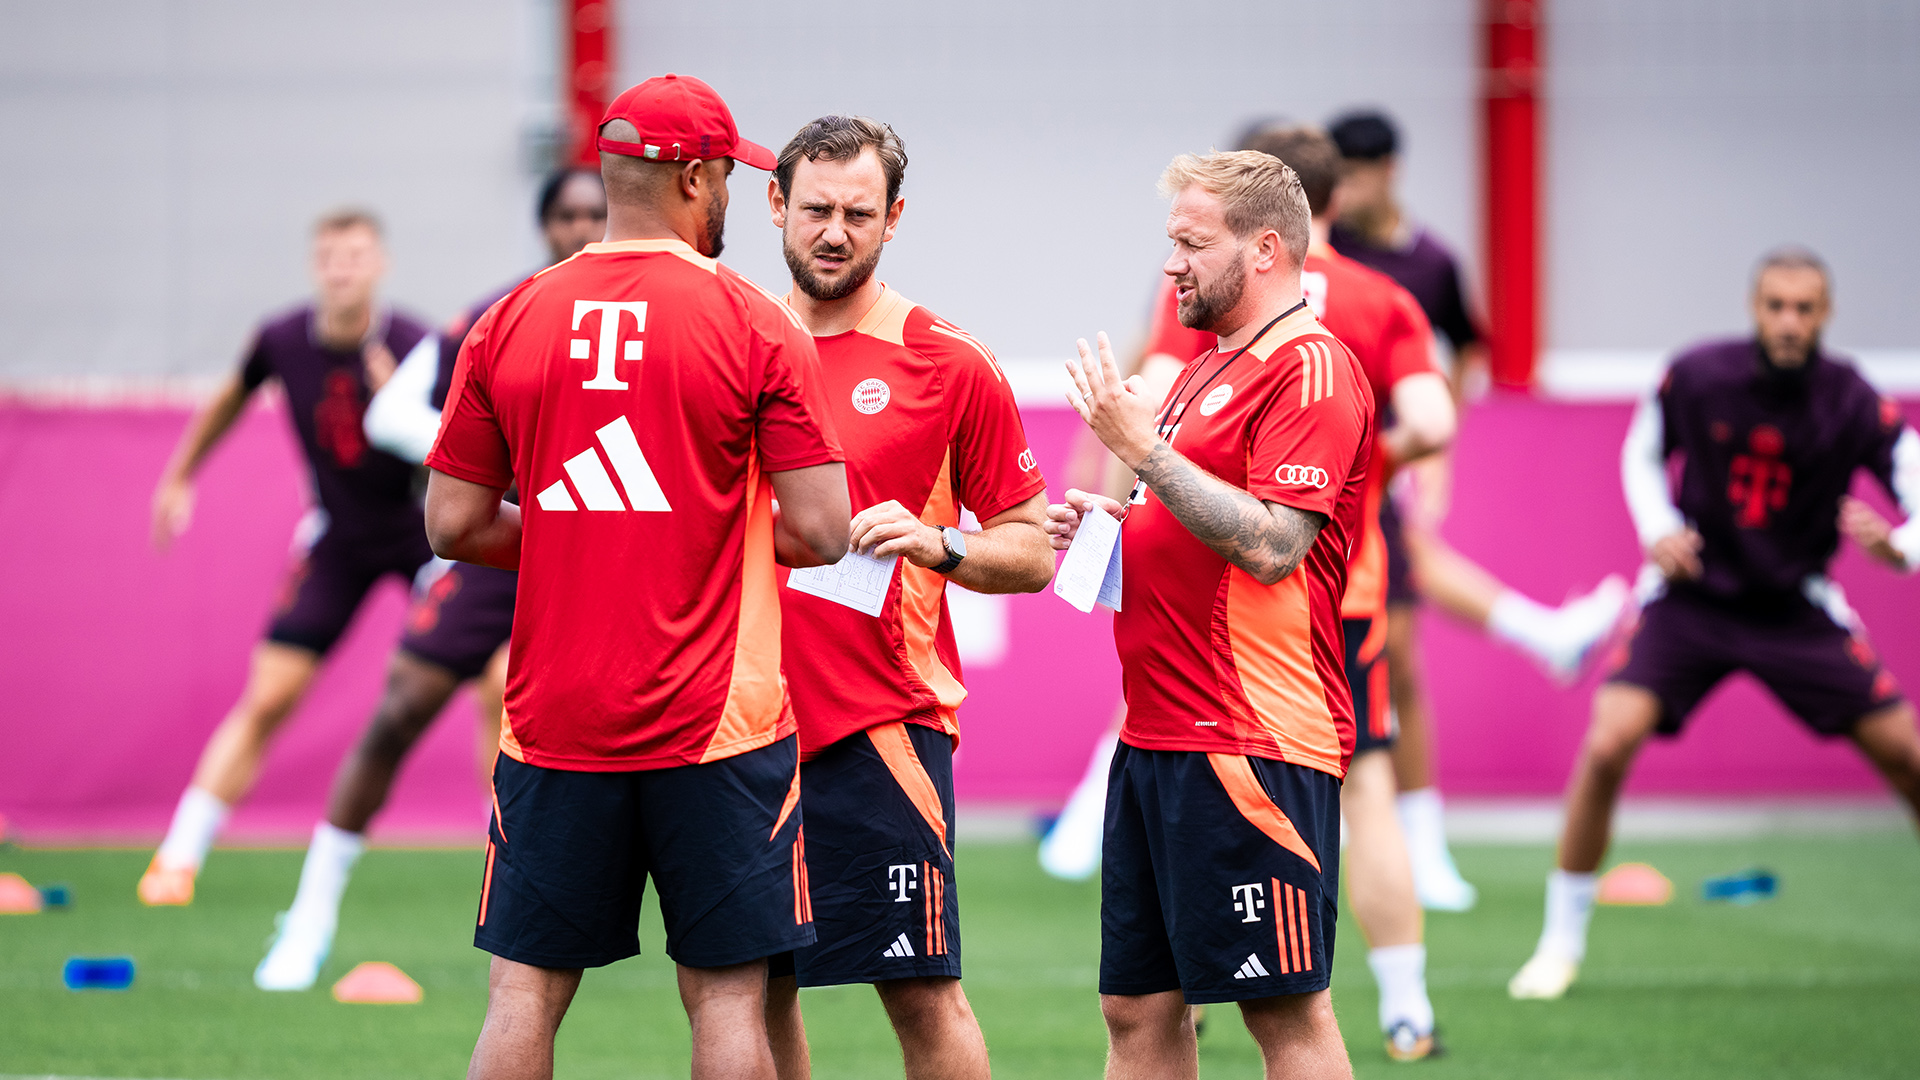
[2,833,1916,1078]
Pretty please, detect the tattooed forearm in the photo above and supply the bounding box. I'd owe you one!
[1134,442,1325,586]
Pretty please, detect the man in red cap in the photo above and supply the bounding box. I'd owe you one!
[424,74,851,1080]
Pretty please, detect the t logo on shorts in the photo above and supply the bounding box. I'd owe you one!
[887,863,919,903]
[1231,882,1266,923]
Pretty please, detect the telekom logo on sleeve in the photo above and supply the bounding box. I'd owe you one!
[573,300,648,390]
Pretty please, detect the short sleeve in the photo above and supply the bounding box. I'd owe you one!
[1864,393,1910,492]
[424,312,513,489]
[1145,277,1214,363]
[238,330,272,391]
[1245,337,1369,518]
[939,332,1048,522]
[1429,254,1482,351]
[754,310,845,473]
[1381,287,1441,388]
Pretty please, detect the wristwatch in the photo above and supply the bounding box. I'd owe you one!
[932,526,967,574]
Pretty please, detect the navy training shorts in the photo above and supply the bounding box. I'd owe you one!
[1609,586,1903,737]
[398,561,517,680]
[476,736,814,970]
[1380,494,1418,609]
[1345,617,1395,754]
[770,721,960,986]
[266,524,435,656]
[1100,742,1341,1004]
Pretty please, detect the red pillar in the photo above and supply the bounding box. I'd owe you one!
[1482,0,1541,388]
[566,0,615,167]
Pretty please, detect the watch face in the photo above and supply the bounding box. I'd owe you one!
[944,526,967,558]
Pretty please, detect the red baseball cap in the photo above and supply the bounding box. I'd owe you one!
[597,74,776,171]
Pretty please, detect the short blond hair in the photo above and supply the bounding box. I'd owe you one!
[1159,150,1310,268]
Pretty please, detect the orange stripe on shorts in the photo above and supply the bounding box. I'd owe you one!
[478,839,497,927]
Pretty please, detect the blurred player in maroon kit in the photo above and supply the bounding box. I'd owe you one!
[426,75,850,1080]
[253,168,606,992]
[141,210,431,906]
[1511,249,1920,1000]
[757,116,1053,1080]
[1329,109,1626,912]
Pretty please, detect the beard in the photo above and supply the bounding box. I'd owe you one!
[785,234,882,302]
[1176,250,1247,335]
[701,193,726,259]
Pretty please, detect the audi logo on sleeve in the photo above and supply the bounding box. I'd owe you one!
[1275,463,1329,489]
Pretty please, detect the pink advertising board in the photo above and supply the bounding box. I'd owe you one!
[0,396,1909,841]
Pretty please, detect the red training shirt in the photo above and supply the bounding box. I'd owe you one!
[1114,304,1374,778]
[779,287,1047,756]
[1307,246,1438,619]
[428,238,845,771]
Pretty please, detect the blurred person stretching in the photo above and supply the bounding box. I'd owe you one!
[253,168,607,991]
[758,115,1053,1080]
[141,210,431,906]
[1509,249,1920,1000]
[425,74,851,1080]
[1048,150,1372,1080]
[1328,109,1626,912]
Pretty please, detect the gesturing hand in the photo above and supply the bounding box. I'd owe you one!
[1044,488,1125,552]
[1066,332,1160,470]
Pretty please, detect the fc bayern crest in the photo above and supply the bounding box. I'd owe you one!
[852,377,891,414]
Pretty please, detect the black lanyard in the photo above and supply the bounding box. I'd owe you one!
[1157,300,1306,435]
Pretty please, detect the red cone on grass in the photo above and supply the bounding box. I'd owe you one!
[331,961,422,1003]
[1596,862,1673,906]
[0,872,44,914]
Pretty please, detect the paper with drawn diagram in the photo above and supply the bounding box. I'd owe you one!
[1054,504,1123,613]
[787,548,900,617]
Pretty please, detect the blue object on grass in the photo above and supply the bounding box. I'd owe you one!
[64,956,135,990]
[1702,868,1777,904]
[38,885,71,910]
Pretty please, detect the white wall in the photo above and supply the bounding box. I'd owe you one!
[621,0,1482,367]
[6,1,1916,384]
[0,0,549,383]
[1548,0,1920,354]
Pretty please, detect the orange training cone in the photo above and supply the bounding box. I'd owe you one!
[331,961,423,1004]
[1596,862,1673,906]
[0,872,44,914]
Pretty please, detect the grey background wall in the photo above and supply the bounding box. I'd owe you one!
[1,0,1914,384]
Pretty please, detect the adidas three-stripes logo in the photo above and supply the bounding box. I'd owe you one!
[881,932,916,959]
[1233,953,1271,980]
[1296,341,1338,408]
[535,415,672,512]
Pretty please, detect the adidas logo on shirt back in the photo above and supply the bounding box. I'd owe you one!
[881,932,915,959]
[1233,953,1271,980]
[535,415,672,512]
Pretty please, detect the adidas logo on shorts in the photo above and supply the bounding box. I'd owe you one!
[535,415,672,513]
[880,932,916,959]
[1232,953,1271,980]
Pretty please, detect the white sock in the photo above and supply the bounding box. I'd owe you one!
[155,787,230,871]
[1367,944,1434,1034]
[285,823,366,930]
[1538,869,1598,961]
[1487,589,1558,659]
[1395,787,1450,870]
[1039,732,1117,880]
